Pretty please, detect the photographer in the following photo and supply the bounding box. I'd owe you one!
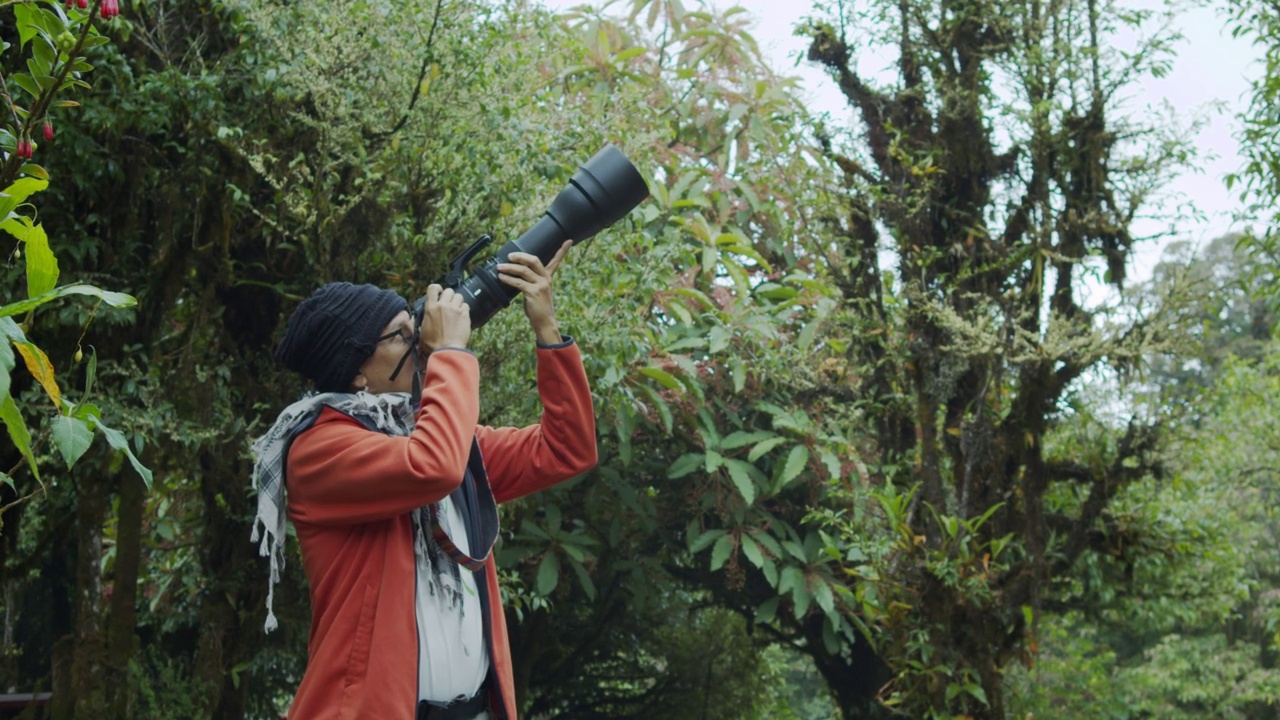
[251,241,597,720]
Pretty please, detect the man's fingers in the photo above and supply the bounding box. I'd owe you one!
[426,284,444,303]
[546,240,573,275]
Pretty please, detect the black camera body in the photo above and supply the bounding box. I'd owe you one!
[413,145,650,331]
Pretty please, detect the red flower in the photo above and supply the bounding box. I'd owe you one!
[42,123,54,142]
[76,0,86,8]
[101,0,119,18]
[16,140,33,160]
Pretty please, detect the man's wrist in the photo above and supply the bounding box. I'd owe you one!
[533,322,561,346]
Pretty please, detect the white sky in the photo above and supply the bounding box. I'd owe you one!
[539,0,1262,279]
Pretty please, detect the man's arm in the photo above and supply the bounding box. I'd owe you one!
[476,339,598,503]
[287,349,481,525]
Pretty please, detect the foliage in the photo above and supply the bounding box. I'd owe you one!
[0,0,145,519]
[1141,234,1274,407]
[1008,348,1280,719]
[1226,0,1280,329]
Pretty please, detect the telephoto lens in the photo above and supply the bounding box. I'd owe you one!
[421,144,650,330]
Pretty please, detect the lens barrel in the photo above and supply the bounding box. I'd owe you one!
[440,145,649,329]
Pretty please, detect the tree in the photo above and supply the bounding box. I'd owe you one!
[794,0,1199,715]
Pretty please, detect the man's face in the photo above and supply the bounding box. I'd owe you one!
[353,310,418,394]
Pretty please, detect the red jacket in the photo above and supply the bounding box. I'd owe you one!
[284,344,597,719]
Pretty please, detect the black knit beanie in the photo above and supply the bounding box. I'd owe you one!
[275,282,408,393]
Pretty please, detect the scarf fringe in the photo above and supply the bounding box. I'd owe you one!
[250,391,416,633]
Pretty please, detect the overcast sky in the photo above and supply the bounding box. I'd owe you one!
[539,0,1262,277]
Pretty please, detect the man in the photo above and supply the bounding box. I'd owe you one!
[251,241,596,719]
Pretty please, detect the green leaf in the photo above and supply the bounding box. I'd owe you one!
[792,581,812,620]
[639,366,682,391]
[0,283,136,318]
[635,384,673,434]
[0,394,38,482]
[747,436,788,462]
[710,534,734,571]
[724,458,757,505]
[774,445,810,490]
[11,72,40,101]
[536,552,560,595]
[0,337,13,401]
[753,532,783,558]
[52,414,93,468]
[818,447,842,480]
[612,46,646,62]
[1,217,58,297]
[0,177,50,219]
[568,558,596,600]
[729,356,746,393]
[721,430,775,450]
[740,535,764,568]
[71,402,100,423]
[13,5,43,48]
[798,318,821,351]
[88,415,152,487]
[704,449,723,474]
[814,580,835,616]
[560,542,584,563]
[0,318,25,342]
[668,453,703,479]
[689,528,726,554]
[708,325,730,353]
[755,597,779,623]
[779,566,802,595]
[30,35,55,77]
[755,283,797,301]
[761,556,777,586]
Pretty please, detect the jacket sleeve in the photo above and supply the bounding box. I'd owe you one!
[286,349,481,525]
[477,339,598,504]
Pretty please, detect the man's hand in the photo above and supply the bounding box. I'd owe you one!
[418,284,472,352]
[497,240,572,345]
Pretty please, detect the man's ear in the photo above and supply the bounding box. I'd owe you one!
[350,371,368,393]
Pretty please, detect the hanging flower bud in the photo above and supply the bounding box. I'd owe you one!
[76,0,87,9]
[42,123,54,142]
[16,140,33,160]
[100,0,118,18]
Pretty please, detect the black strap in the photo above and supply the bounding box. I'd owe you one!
[415,690,489,720]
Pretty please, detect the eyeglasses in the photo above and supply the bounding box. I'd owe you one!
[375,325,418,383]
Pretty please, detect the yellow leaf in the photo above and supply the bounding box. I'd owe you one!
[946,427,961,436]
[14,340,60,408]
[1025,431,1035,447]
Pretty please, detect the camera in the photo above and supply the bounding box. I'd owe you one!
[412,145,650,331]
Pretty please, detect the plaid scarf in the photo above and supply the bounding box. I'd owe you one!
[250,391,417,632]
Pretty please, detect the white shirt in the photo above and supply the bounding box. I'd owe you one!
[415,495,489,703]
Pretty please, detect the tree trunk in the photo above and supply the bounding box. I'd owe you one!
[57,476,109,720]
[105,471,145,717]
